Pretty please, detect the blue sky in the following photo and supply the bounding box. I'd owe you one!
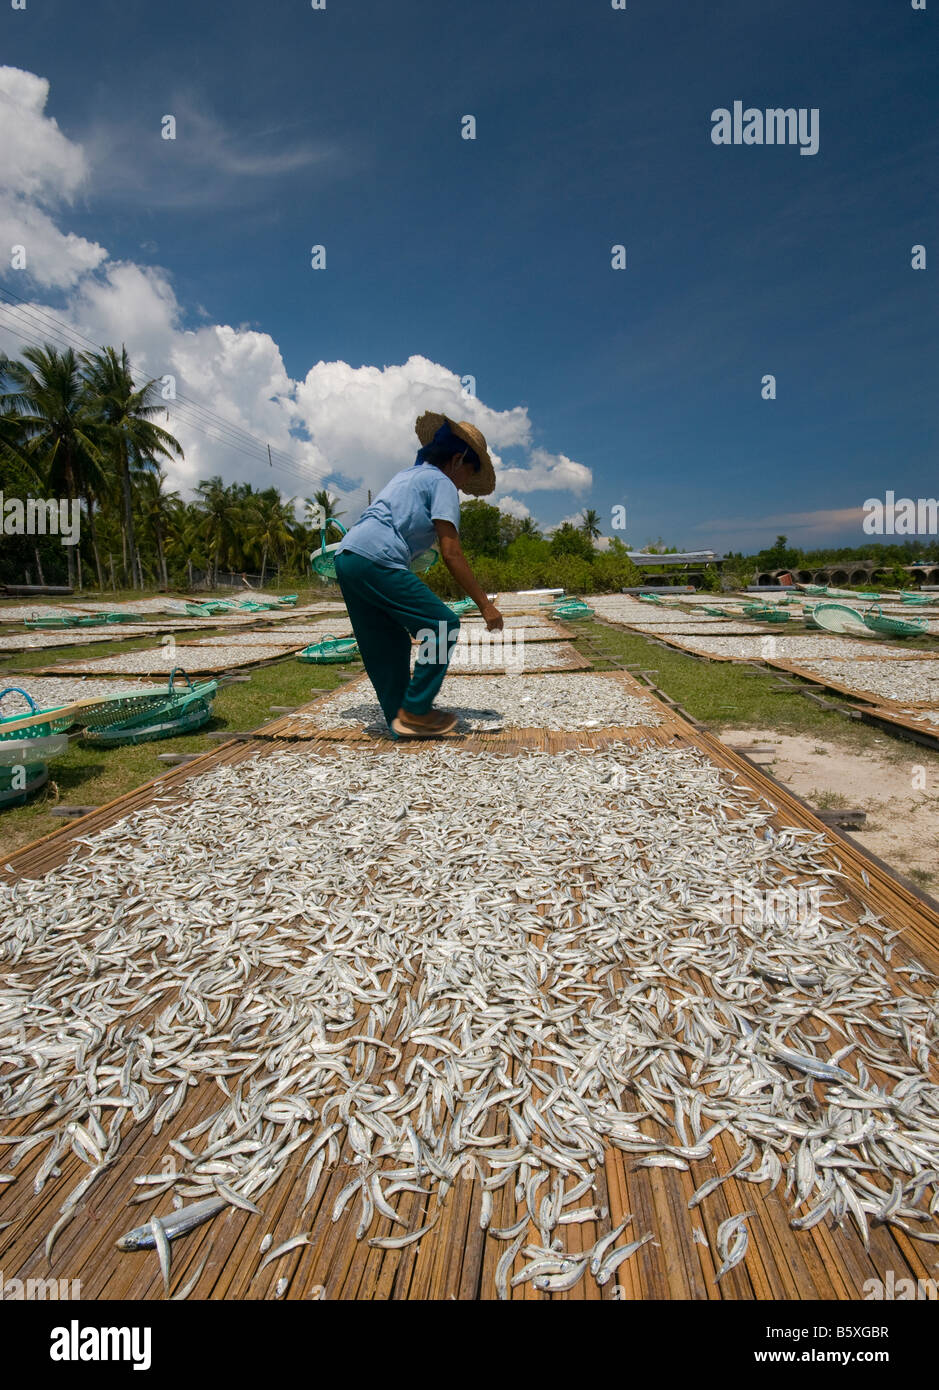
[1,0,936,552]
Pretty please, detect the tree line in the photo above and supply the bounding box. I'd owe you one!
[6,343,930,598]
[0,342,643,595]
[0,344,344,590]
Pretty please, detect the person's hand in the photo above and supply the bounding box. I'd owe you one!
[481,602,504,632]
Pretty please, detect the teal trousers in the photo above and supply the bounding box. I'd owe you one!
[334,551,461,727]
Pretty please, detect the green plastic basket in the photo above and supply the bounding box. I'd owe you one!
[24,615,79,630]
[813,603,872,636]
[311,521,438,582]
[80,669,219,747]
[83,700,213,747]
[0,761,49,809]
[862,605,928,638]
[743,604,790,623]
[297,635,360,664]
[0,687,75,740]
[451,598,478,616]
[552,601,594,620]
[0,730,68,768]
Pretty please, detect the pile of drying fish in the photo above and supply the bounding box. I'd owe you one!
[627,623,761,636]
[795,660,939,706]
[0,631,127,652]
[0,625,222,652]
[0,676,166,712]
[1,742,938,1298]
[461,616,566,634]
[674,635,918,661]
[62,598,195,618]
[52,644,298,676]
[600,610,727,627]
[442,641,585,673]
[583,597,666,624]
[196,626,352,647]
[295,673,663,733]
[898,708,939,728]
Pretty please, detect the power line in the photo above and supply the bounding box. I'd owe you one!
[0,287,334,486]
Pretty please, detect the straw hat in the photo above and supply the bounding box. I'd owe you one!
[415,411,495,497]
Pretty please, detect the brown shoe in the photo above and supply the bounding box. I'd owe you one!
[391,707,460,738]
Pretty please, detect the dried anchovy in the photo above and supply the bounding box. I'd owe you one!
[671,635,923,662]
[443,641,584,673]
[53,644,299,676]
[0,676,166,713]
[196,626,353,647]
[795,660,939,706]
[296,673,662,733]
[1,740,937,1302]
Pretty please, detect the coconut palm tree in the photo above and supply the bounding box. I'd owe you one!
[246,490,297,586]
[81,345,183,588]
[580,508,602,541]
[0,346,104,590]
[0,404,51,584]
[305,489,344,541]
[517,516,542,539]
[165,501,208,590]
[137,468,181,589]
[194,476,242,588]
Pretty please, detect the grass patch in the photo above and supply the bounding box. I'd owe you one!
[571,620,866,737]
[807,788,849,810]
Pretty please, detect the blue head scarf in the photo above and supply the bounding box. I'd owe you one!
[414,420,481,471]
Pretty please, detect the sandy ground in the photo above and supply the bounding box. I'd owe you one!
[718,727,939,893]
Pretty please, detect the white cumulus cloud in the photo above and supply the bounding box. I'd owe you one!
[0,65,589,517]
[496,447,592,495]
[0,66,107,288]
[495,495,531,520]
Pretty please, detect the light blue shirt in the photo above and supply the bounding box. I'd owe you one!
[337,464,461,570]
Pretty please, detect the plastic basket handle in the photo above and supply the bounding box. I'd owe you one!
[0,687,38,713]
[319,518,348,557]
[168,668,195,695]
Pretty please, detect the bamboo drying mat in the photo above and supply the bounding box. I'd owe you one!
[447,624,570,643]
[443,641,591,673]
[2,689,939,1299]
[24,645,304,678]
[856,705,939,747]
[630,632,938,664]
[617,622,771,636]
[259,669,681,742]
[767,659,939,710]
